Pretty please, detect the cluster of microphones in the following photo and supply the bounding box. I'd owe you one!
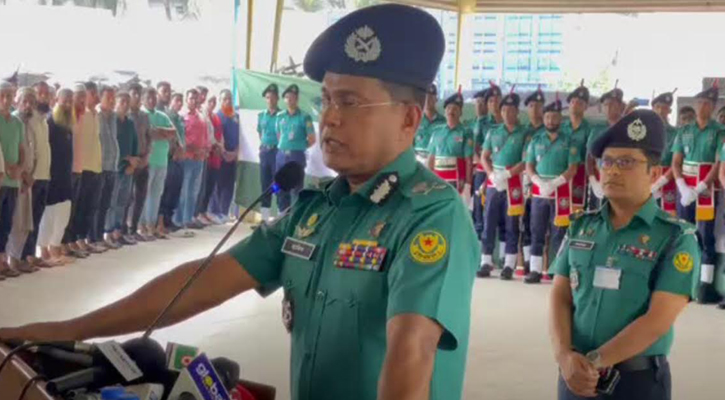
[0,162,306,400]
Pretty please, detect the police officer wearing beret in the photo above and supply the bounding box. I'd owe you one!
[485,82,509,263]
[671,84,724,304]
[521,86,547,273]
[586,83,626,211]
[550,110,699,400]
[471,88,490,238]
[275,84,316,213]
[563,81,595,213]
[427,92,474,200]
[478,91,528,279]
[525,99,579,284]
[257,83,281,222]
[414,84,446,164]
[649,90,679,216]
[0,5,480,400]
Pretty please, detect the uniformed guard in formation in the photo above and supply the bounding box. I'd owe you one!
[414,83,446,164]
[257,83,281,222]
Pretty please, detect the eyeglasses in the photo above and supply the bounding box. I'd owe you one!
[320,96,401,114]
[597,156,649,171]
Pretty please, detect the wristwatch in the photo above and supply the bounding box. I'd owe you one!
[586,350,603,369]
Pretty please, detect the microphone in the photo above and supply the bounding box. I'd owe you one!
[210,357,240,392]
[4,338,95,354]
[141,161,305,339]
[45,338,167,395]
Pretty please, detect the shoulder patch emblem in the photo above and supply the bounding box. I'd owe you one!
[673,252,694,273]
[410,230,448,264]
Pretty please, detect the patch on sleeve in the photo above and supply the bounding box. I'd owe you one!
[570,147,577,155]
[673,252,694,273]
[409,230,448,264]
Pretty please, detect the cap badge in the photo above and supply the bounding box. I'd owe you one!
[627,118,647,141]
[345,25,382,63]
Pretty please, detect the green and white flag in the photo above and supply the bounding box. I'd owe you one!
[166,342,201,371]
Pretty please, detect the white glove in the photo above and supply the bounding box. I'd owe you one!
[696,181,709,195]
[651,175,669,194]
[531,175,544,188]
[539,182,555,197]
[652,189,662,200]
[588,175,604,199]
[494,176,508,191]
[676,178,697,206]
[500,169,512,179]
[551,175,567,188]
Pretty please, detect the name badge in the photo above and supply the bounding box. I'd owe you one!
[570,239,595,251]
[593,267,621,290]
[282,237,316,260]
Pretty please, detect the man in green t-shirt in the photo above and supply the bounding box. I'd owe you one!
[257,83,280,222]
[0,5,479,400]
[0,81,26,279]
[521,87,546,274]
[649,91,678,217]
[562,81,594,213]
[550,110,698,399]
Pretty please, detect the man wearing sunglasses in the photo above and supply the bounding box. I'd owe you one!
[0,5,479,400]
[549,110,698,400]
[671,84,724,305]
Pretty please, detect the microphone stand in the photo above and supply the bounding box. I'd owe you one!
[141,185,278,339]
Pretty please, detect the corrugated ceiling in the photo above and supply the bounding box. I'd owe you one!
[391,0,725,13]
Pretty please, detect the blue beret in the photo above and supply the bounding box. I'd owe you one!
[567,84,590,103]
[500,93,520,108]
[651,91,675,107]
[524,89,545,106]
[303,4,444,91]
[473,89,488,99]
[600,88,624,103]
[485,85,502,101]
[282,84,299,97]
[444,93,464,109]
[589,109,664,158]
[695,86,719,104]
[543,99,563,114]
[262,83,279,97]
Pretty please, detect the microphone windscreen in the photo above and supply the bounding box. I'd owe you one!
[274,162,304,191]
[211,357,240,391]
[122,338,168,382]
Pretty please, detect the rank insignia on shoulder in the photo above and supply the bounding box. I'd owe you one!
[334,241,388,272]
[412,181,448,195]
[409,230,448,264]
[370,173,399,205]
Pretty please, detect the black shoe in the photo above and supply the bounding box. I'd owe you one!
[118,235,136,246]
[122,234,138,245]
[476,264,494,278]
[167,223,182,233]
[69,249,89,259]
[696,283,721,304]
[718,300,725,310]
[524,271,542,284]
[523,261,531,275]
[500,267,514,281]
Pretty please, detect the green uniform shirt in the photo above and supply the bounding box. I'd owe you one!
[228,148,479,400]
[672,120,725,163]
[257,108,280,147]
[660,124,678,167]
[551,198,699,356]
[561,118,593,162]
[414,113,446,155]
[427,123,474,159]
[277,109,314,152]
[526,131,580,177]
[0,113,24,188]
[144,108,175,168]
[472,116,488,152]
[483,123,528,168]
[585,121,612,155]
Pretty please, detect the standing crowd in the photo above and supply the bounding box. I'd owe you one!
[0,80,240,279]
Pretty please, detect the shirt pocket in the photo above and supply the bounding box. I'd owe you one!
[280,256,315,331]
[569,244,595,298]
[618,258,655,305]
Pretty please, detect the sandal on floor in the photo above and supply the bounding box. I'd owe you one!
[0,263,22,278]
[15,261,39,274]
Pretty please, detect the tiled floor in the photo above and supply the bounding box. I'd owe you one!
[1,224,724,400]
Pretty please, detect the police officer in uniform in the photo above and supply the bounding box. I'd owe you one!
[521,87,547,273]
[257,83,281,221]
[671,84,724,304]
[649,91,679,214]
[550,109,699,400]
[427,92,473,199]
[478,91,528,280]
[524,99,578,284]
[586,84,625,210]
[471,88,490,238]
[414,84,445,164]
[0,5,479,400]
[484,82,509,265]
[562,82,594,213]
[275,84,316,212]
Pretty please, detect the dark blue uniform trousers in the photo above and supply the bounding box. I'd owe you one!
[522,197,532,250]
[482,187,519,255]
[557,360,671,400]
[530,197,566,257]
[677,195,717,265]
[259,146,277,209]
[275,149,306,213]
[472,171,487,237]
